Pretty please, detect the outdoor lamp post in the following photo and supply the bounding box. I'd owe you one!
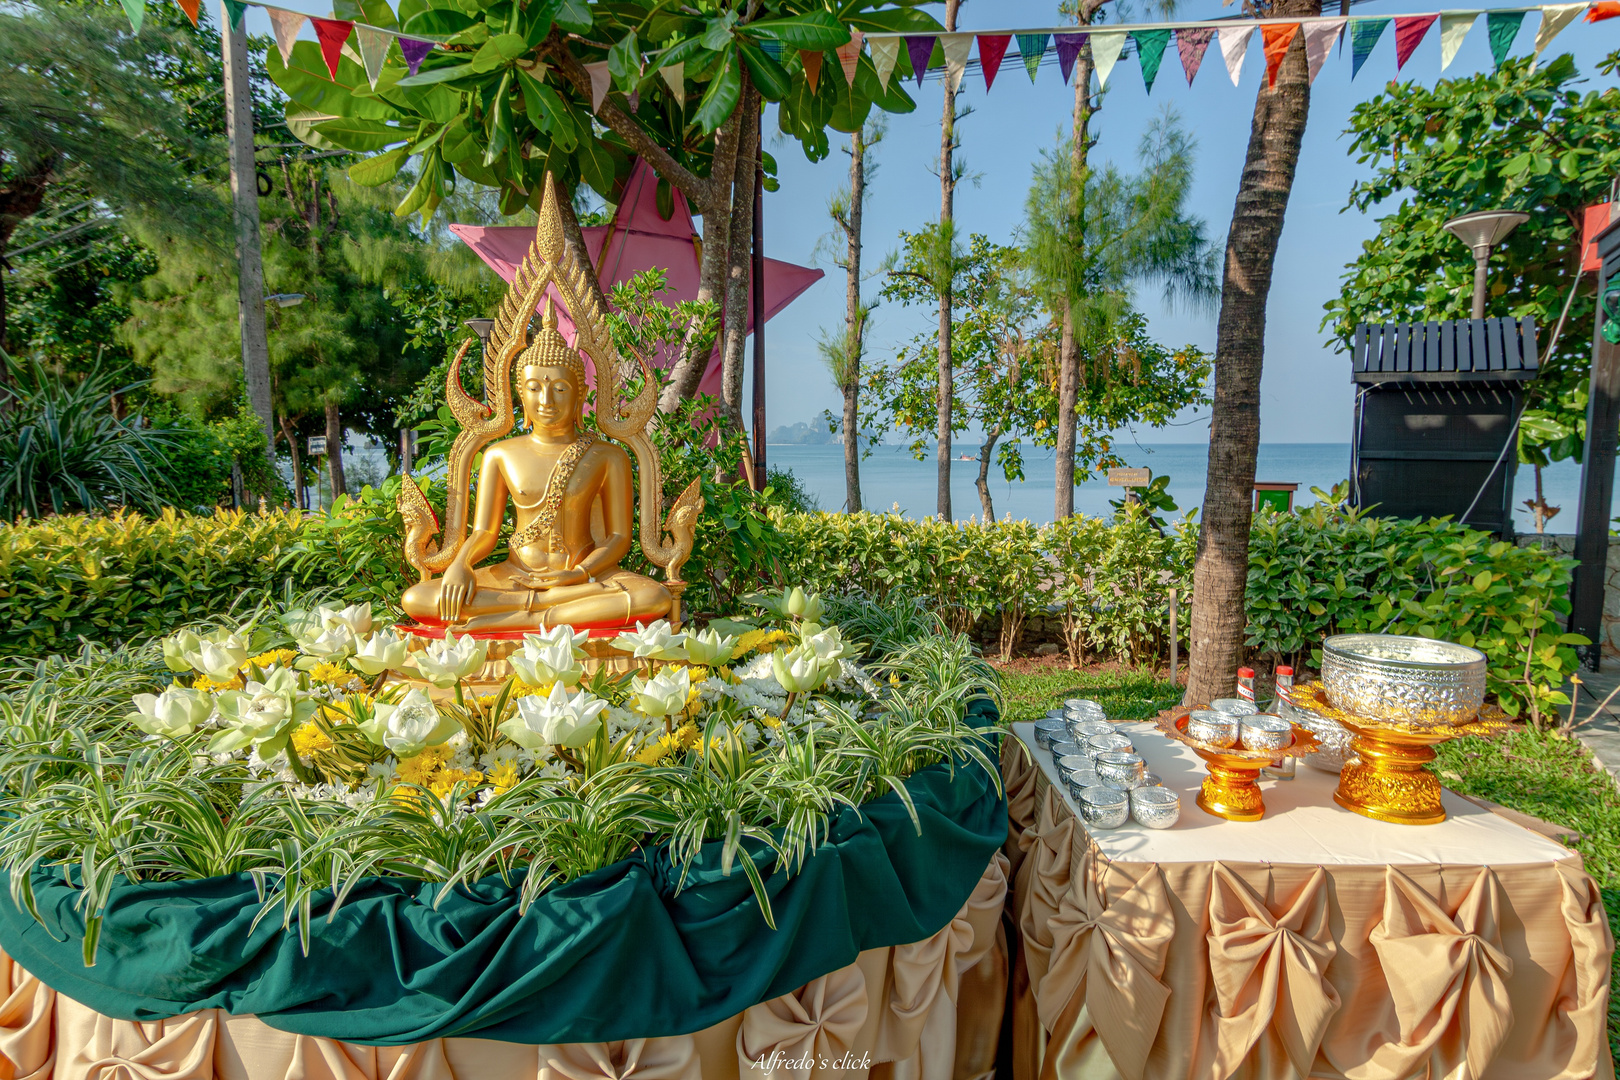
[465,318,495,346]
[265,293,305,308]
[1443,210,1530,319]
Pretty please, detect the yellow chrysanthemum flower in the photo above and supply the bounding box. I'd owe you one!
[309,662,362,691]
[191,672,243,692]
[674,723,701,750]
[488,761,521,792]
[428,768,483,800]
[248,649,298,671]
[396,746,452,787]
[290,722,333,758]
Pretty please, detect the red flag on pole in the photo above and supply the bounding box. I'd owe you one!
[1587,0,1620,20]
[1262,23,1300,88]
[978,34,1011,89]
[174,0,199,26]
[1393,14,1438,69]
[312,18,354,80]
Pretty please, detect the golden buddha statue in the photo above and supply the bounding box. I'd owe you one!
[396,176,701,634]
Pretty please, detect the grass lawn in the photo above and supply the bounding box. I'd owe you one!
[996,659,1620,1066]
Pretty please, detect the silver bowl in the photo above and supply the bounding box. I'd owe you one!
[1086,732,1134,761]
[1211,698,1259,717]
[1077,785,1130,829]
[1131,785,1181,829]
[1056,754,1093,781]
[1065,767,1101,794]
[1322,633,1487,727]
[1095,750,1148,790]
[1186,710,1240,748]
[1034,718,1067,749]
[1240,714,1293,752]
[1050,739,1084,762]
[1067,718,1114,742]
[1064,698,1104,716]
[1141,771,1162,789]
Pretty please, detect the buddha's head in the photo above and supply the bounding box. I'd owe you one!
[516,299,588,436]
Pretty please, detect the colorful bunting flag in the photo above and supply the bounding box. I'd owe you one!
[121,0,145,33]
[1055,32,1086,84]
[904,35,936,86]
[660,62,685,107]
[871,36,900,90]
[801,49,824,92]
[1534,3,1585,63]
[1133,29,1171,91]
[978,34,1011,89]
[941,34,972,91]
[355,25,391,88]
[584,60,611,111]
[835,29,863,85]
[176,0,200,27]
[223,0,247,32]
[311,17,353,80]
[1176,27,1214,84]
[1091,30,1125,88]
[1588,2,1620,22]
[1017,33,1049,82]
[1218,25,1253,85]
[269,8,306,65]
[1349,17,1389,78]
[1438,12,1476,69]
[400,37,433,76]
[1393,14,1436,69]
[1302,18,1344,82]
[1486,11,1526,65]
[1262,23,1299,88]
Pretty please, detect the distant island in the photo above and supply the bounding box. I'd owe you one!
[768,421,838,446]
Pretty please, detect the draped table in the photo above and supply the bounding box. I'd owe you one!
[1002,721,1614,1080]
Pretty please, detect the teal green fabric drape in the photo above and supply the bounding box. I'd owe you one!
[0,703,1004,1046]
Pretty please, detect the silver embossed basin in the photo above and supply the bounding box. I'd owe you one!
[1322,633,1487,727]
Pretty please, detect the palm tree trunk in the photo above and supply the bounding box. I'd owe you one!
[935,0,960,522]
[842,130,866,514]
[976,426,1002,521]
[324,397,347,500]
[279,413,303,510]
[1185,0,1321,705]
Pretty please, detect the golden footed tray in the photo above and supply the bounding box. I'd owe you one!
[1158,710,1320,822]
[1292,683,1514,826]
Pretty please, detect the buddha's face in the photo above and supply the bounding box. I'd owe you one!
[521,363,581,434]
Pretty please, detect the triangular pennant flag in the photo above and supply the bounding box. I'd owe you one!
[904,35,936,86]
[941,33,972,91]
[1091,30,1125,88]
[1349,17,1389,78]
[801,49,823,92]
[1218,26,1253,85]
[1017,33,1049,82]
[660,62,685,106]
[1534,3,1585,62]
[1393,15,1436,70]
[1261,23,1299,88]
[121,0,145,33]
[871,36,900,90]
[311,18,353,80]
[1438,12,1476,70]
[835,29,863,86]
[1055,31,1086,84]
[978,34,1010,90]
[1485,12,1525,66]
[175,0,200,27]
[1588,2,1620,22]
[223,0,247,32]
[400,37,433,76]
[356,25,391,89]
[1176,27,1214,84]
[269,9,307,65]
[584,60,611,111]
[1132,29,1171,92]
[1302,18,1345,83]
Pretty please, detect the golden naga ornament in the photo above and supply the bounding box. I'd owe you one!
[396,175,702,634]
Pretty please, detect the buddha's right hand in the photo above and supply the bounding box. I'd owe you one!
[439,562,477,622]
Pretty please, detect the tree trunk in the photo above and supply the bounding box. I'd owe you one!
[1184,0,1321,706]
[324,398,346,500]
[976,426,1002,521]
[935,0,961,523]
[0,155,55,355]
[554,184,606,302]
[280,413,303,510]
[843,129,866,514]
[719,72,760,433]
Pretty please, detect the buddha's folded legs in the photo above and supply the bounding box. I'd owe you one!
[401,568,671,630]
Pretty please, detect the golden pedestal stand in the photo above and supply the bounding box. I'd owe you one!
[1293,685,1513,825]
[1158,710,1320,822]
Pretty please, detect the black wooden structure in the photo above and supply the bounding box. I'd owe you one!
[1570,219,1620,669]
[1349,318,1539,536]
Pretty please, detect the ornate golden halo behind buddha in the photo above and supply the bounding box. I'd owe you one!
[395,175,702,634]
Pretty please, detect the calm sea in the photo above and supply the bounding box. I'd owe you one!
[764,442,1603,532]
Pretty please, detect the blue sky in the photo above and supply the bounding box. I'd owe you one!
[242,0,1620,444]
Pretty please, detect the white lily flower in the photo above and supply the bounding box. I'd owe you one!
[526,624,590,659]
[508,635,583,688]
[408,631,488,688]
[349,629,408,676]
[128,687,213,738]
[612,619,687,661]
[301,623,356,662]
[500,682,608,750]
[317,602,373,636]
[376,689,458,757]
[210,668,315,757]
[630,666,692,718]
[191,634,249,681]
[772,644,833,694]
[684,627,739,666]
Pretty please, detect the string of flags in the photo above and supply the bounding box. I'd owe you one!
[141,0,1620,100]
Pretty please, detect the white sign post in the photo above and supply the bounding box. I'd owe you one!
[308,436,328,457]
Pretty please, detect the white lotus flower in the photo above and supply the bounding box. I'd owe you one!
[772,644,833,694]
[799,625,849,663]
[375,689,457,757]
[684,627,739,666]
[407,631,488,687]
[629,666,692,718]
[316,602,373,636]
[526,624,590,659]
[210,668,315,756]
[612,619,687,661]
[161,629,200,673]
[785,587,823,623]
[128,687,213,738]
[301,623,356,662]
[500,682,608,750]
[507,636,583,688]
[349,629,408,676]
